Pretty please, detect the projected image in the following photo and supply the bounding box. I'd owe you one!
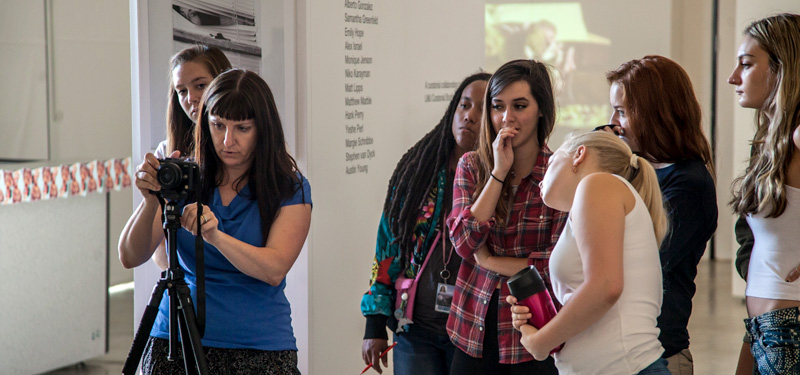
[172,0,262,73]
[486,3,612,129]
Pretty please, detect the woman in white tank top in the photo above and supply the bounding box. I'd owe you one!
[507,131,670,375]
[728,13,800,375]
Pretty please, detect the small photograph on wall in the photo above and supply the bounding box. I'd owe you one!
[172,0,262,73]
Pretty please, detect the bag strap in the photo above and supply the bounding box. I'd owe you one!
[414,231,440,282]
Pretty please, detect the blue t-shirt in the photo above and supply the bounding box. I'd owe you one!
[151,175,311,350]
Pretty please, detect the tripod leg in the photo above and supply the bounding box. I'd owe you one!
[177,309,200,375]
[177,283,209,374]
[122,280,168,375]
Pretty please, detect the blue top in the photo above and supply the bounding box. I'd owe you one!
[654,159,717,357]
[151,175,311,350]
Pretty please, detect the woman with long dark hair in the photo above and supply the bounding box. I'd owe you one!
[120,69,311,373]
[151,44,232,269]
[446,59,567,374]
[360,72,490,375]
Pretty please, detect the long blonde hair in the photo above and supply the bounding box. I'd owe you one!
[731,13,800,217]
[562,132,668,244]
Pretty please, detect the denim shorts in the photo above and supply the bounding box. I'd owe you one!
[744,307,800,375]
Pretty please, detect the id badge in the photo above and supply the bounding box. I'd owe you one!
[434,283,455,313]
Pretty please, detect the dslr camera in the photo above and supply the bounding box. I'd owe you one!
[156,158,199,201]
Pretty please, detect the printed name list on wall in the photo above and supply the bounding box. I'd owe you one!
[343,0,377,176]
[0,157,132,206]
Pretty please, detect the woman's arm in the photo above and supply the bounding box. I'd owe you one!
[518,174,627,359]
[469,127,516,221]
[448,154,495,258]
[118,153,168,268]
[473,245,528,277]
[361,212,403,332]
[151,241,168,270]
[189,203,312,286]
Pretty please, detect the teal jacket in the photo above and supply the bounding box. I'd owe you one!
[360,168,447,339]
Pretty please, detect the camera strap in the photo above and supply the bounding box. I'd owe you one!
[157,195,206,338]
[194,202,205,337]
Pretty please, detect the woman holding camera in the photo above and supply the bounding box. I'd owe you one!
[156,44,232,159]
[119,69,311,374]
[149,45,232,269]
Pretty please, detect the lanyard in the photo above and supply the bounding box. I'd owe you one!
[440,212,454,282]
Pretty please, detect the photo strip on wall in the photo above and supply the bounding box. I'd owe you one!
[0,157,132,206]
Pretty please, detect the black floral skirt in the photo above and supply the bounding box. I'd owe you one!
[141,336,300,375]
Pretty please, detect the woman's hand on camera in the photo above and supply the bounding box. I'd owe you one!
[134,152,161,200]
[492,127,517,180]
[134,151,180,201]
[181,203,219,240]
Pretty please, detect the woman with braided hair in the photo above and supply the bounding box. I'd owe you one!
[360,72,490,375]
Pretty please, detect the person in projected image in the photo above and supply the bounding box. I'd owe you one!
[360,72,491,375]
[598,55,717,375]
[119,69,311,374]
[446,59,567,375]
[726,13,800,375]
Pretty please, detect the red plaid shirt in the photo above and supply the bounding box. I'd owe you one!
[446,148,567,364]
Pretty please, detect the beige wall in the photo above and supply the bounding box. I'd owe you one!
[0,0,133,286]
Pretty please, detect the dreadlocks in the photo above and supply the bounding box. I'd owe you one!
[383,72,491,263]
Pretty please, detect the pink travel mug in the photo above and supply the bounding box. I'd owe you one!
[507,265,562,353]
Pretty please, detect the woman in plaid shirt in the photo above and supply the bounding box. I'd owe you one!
[446,59,567,375]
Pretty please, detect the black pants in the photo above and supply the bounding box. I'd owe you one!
[450,290,558,375]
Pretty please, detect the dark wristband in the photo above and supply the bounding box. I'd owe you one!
[490,172,505,184]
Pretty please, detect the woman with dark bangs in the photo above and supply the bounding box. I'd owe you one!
[119,69,311,374]
[601,55,717,375]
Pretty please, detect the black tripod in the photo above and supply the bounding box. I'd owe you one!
[122,200,208,375]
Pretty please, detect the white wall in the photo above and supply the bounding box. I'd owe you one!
[0,1,133,285]
[48,0,133,286]
[297,1,484,373]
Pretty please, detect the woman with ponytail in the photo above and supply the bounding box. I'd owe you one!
[510,131,670,375]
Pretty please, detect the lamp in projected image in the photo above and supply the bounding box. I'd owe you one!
[486,2,611,129]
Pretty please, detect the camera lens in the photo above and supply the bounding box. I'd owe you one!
[157,163,183,190]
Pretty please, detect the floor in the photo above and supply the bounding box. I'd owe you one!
[43,260,748,375]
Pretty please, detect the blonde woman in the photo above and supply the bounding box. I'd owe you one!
[509,132,669,375]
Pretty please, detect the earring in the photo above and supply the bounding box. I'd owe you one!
[572,165,578,173]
